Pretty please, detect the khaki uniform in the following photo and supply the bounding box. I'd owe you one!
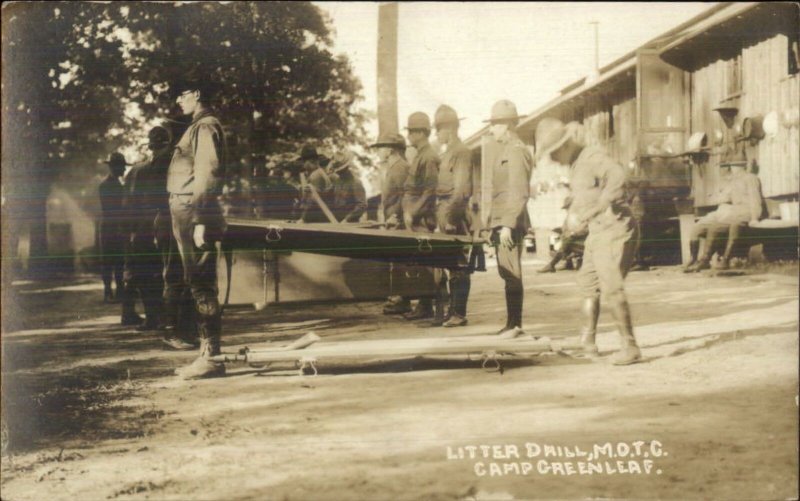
[690,170,765,262]
[402,141,439,232]
[436,139,473,319]
[299,167,334,222]
[570,146,637,302]
[331,170,367,223]
[381,156,410,223]
[167,110,226,352]
[486,133,533,328]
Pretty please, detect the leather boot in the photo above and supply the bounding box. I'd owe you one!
[120,288,143,326]
[175,316,225,379]
[577,297,600,356]
[404,298,434,320]
[608,300,641,365]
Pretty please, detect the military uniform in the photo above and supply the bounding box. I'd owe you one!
[98,173,126,300]
[486,133,533,330]
[436,137,473,322]
[402,141,439,231]
[331,169,367,223]
[299,167,333,223]
[122,148,171,328]
[167,109,226,359]
[570,146,638,303]
[381,156,410,225]
[687,168,765,269]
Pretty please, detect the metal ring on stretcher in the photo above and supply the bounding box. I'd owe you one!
[265,225,283,242]
[417,237,433,253]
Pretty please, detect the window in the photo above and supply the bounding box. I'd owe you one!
[789,37,799,76]
[725,54,743,97]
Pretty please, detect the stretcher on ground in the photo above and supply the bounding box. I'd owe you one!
[210,332,583,375]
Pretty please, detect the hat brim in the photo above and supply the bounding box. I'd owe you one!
[370,142,405,148]
[482,114,527,124]
[535,130,572,161]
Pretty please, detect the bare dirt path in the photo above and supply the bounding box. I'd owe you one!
[2,264,798,500]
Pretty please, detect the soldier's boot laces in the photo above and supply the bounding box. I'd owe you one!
[609,301,641,366]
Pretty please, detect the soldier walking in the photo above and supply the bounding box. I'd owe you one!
[483,100,533,338]
[536,117,641,365]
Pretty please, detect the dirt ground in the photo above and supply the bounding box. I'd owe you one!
[1,260,798,500]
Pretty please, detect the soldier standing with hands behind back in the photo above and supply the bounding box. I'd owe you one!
[483,100,533,338]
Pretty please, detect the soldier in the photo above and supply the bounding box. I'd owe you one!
[297,145,334,223]
[98,153,134,313]
[370,132,412,315]
[433,105,473,327]
[402,112,440,321]
[536,117,641,365]
[684,152,765,272]
[168,78,228,379]
[330,150,367,223]
[121,126,172,332]
[483,100,533,338]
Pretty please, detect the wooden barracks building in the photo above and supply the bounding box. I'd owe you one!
[466,2,800,265]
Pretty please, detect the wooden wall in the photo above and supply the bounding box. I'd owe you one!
[691,33,799,206]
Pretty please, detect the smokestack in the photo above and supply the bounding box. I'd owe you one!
[587,21,600,83]
[377,2,399,135]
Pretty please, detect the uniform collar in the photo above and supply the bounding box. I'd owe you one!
[445,136,463,152]
[190,109,214,125]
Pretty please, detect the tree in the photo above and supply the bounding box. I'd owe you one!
[2,1,370,277]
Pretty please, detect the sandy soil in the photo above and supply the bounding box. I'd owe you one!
[1,262,798,500]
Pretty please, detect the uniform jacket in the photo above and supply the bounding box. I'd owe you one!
[381,155,410,222]
[300,167,334,222]
[402,141,439,226]
[331,170,367,223]
[167,110,226,227]
[487,134,533,231]
[436,138,473,227]
[124,148,171,237]
[700,171,766,226]
[569,146,631,231]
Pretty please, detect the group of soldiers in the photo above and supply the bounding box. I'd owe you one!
[99,80,650,380]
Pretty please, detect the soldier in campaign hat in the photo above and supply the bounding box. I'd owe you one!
[535,116,641,365]
[329,150,367,223]
[401,112,440,321]
[297,144,334,223]
[483,100,533,338]
[370,132,413,315]
[98,152,131,308]
[432,104,474,327]
[167,75,228,378]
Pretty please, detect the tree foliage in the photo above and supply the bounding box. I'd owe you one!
[2,1,370,267]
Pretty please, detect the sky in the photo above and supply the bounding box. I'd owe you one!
[315,1,714,141]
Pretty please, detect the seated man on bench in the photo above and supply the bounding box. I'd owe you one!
[685,154,765,272]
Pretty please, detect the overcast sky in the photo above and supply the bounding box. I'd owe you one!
[315,1,714,140]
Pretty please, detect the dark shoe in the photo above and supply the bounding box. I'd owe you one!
[136,320,160,332]
[715,258,730,270]
[162,337,196,350]
[403,305,434,321]
[121,313,144,326]
[383,300,411,315]
[685,259,710,273]
[443,315,468,328]
[104,289,113,303]
[175,356,226,379]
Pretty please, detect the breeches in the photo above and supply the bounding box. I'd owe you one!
[577,219,637,302]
